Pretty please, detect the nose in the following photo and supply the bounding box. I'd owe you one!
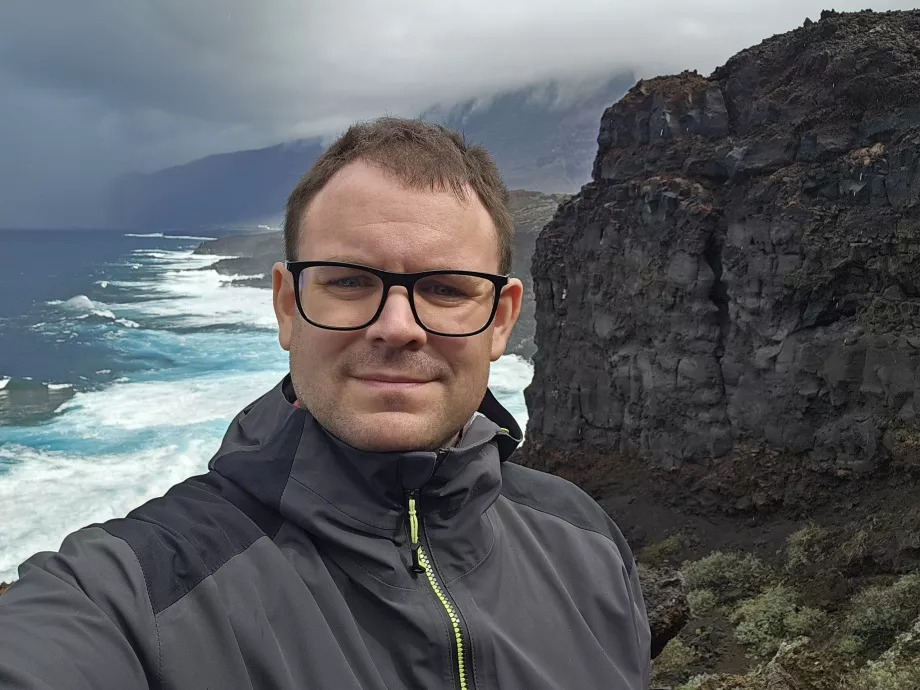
[364,286,427,348]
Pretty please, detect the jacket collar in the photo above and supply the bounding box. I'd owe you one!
[209,375,522,541]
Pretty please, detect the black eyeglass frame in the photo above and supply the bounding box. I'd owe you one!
[284,260,510,337]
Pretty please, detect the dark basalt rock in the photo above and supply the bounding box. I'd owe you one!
[525,10,920,480]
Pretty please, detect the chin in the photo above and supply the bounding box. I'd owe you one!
[339,412,446,453]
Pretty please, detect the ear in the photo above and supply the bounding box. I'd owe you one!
[489,278,524,361]
[272,262,296,351]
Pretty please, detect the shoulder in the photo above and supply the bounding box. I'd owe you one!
[499,461,636,573]
[98,471,282,615]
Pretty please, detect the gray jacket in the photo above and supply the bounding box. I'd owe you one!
[0,376,651,689]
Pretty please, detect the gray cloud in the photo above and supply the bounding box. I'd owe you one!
[0,0,916,227]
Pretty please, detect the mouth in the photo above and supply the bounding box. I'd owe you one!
[352,373,434,390]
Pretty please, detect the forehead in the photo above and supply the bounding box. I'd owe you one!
[299,160,500,272]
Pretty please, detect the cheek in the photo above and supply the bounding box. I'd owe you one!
[291,324,349,372]
[434,333,491,377]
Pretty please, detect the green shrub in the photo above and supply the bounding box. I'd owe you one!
[688,588,719,616]
[786,524,831,571]
[838,635,864,658]
[639,534,684,567]
[681,551,772,604]
[843,574,920,656]
[675,674,715,690]
[846,620,920,689]
[839,528,873,567]
[848,663,920,690]
[730,584,825,659]
[652,638,697,681]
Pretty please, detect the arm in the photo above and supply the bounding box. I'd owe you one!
[604,514,652,687]
[0,526,158,689]
[624,554,653,687]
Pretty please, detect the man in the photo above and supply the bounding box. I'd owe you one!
[0,117,651,688]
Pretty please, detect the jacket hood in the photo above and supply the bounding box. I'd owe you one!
[208,375,522,552]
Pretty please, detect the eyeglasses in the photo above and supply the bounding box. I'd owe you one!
[284,261,510,337]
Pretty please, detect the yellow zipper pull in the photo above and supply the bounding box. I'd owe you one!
[407,490,425,575]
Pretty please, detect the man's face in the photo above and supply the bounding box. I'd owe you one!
[272,160,523,452]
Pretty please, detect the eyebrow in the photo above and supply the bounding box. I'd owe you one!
[318,255,462,271]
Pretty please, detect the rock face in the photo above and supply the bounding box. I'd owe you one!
[507,190,569,358]
[194,190,566,359]
[526,10,920,475]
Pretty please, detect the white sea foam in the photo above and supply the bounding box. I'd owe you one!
[218,273,266,282]
[124,233,217,241]
[45,383,73,391]
[55,370,285,433]
[0,377,10,391]
[60,295,94,311]
[0,441,209,580]
[489,355,534,434]
[0,366,287,581]
[96,280,109,288]
[116,251,277,330]
[49,295,140,329]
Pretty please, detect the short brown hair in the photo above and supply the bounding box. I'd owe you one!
[283,117,514,274]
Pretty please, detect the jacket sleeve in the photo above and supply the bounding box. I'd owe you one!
[625,550,652,687]
[0,526,158,689]
[605,514,652,687]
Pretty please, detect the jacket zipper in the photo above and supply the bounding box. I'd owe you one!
[405,450,472,690]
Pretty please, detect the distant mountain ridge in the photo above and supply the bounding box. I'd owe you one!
[108,73,633,231]
[108,139,325,232]
[422,74,635,193]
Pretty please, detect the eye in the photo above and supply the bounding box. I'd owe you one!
[323,273,376,289]
[429,283,466,298]
[328,276,364,288]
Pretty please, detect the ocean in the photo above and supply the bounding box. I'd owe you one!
[0,229,534,583]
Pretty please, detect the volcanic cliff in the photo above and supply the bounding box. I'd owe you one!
[525,9,920,504]
[522,9,920,687]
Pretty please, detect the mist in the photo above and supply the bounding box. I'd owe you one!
[1,0,915,228]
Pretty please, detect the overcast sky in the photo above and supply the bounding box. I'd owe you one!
[1,0,916,228]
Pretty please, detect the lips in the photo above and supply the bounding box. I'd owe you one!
[354,373,432,385]
[355,372,431,384]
